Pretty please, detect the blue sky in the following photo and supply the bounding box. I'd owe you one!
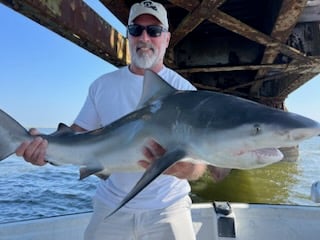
[0,2,319,128]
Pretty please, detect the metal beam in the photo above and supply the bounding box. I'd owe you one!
[100,0,129,26]
[170,0,310,63]
[170,0,226,48]
[250,0,309,96]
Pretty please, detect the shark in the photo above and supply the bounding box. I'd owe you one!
[1,69,320,216]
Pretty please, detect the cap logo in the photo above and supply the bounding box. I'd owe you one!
[142,1,158,11]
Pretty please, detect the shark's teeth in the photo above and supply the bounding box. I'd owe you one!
[252,148,284,163]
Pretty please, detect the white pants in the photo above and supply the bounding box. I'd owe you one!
[84,196,196,240]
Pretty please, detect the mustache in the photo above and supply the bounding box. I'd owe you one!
[136,42,155,51]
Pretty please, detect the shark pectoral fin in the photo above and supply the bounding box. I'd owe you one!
[105,148,187,218]
[79,166,105,180]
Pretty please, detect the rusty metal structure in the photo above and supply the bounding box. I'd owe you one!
[1,0,320,109]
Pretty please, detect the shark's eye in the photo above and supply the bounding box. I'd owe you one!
[253,124,261,135]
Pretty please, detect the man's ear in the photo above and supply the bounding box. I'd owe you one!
[165,32,171,48]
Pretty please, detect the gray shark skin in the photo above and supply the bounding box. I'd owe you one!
[1,69,320,217]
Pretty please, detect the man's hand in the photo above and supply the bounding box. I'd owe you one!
[15,128,48,166]
[138,139,207,180]
[207,166,231,183]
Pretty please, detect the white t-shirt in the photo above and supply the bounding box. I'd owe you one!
[74,66,196,210]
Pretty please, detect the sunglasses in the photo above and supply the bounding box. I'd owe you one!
[127,24,167,37]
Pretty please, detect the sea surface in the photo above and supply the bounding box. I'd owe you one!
[0,129,319,224]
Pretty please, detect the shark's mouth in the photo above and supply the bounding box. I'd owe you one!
[250,148,284,164]
[230,147,284,168]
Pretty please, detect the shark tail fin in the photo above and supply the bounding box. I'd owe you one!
[105,148,187,218]
[0,109,30,161]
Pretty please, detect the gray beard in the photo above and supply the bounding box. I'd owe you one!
[131,50,158,69]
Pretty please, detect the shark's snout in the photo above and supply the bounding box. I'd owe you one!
[283,128,320,142]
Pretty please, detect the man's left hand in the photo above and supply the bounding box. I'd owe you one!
[138,139,207,180]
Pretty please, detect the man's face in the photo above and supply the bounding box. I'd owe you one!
[128,14,170,69]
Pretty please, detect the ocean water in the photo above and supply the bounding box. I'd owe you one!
[190,137,320,206]
[0,133,319,224]
[0,128,99,224]
[0,157,99,224]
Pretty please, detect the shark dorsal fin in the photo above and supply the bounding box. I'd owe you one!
[136,69,177,109]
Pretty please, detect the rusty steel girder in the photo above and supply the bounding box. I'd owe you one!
[2,0,320,107]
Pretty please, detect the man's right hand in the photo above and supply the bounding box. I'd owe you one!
[15,128,48,166]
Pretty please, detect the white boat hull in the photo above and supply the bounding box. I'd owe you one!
[1,202,320,240]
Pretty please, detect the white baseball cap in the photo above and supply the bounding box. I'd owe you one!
[128,1,169,29]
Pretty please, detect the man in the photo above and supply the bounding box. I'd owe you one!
[16,1,211,239]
